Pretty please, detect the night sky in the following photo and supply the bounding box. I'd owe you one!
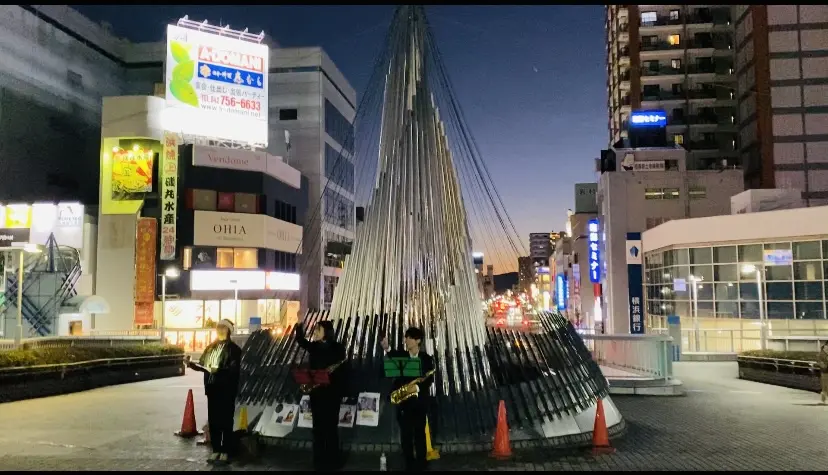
[75,5,606,265]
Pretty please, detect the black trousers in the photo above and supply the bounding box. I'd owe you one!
[396,397,428,471]
[207,393,236,455]
[310,389,341,471]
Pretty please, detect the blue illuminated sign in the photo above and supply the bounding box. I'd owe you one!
[588,219,601,283]
[556,274,567,311]
[629,110,667,128]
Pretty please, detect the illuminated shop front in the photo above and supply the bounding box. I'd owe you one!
[161,297,299,351]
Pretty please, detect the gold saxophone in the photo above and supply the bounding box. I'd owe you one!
[299,359,346,394]
[390,369,436,405]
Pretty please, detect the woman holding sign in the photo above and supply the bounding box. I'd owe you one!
[295,317,347,471]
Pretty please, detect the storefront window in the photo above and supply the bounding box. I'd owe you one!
[796,301,824,319]
[794,282,823,300]
[793,241,821,260]
[765,281,793,301]
[794,261,822,281]
[713,246,737,263]
[738,244,763,263]
[221,300,240,327]
[217,248,234,268]
[767,302,793,319]
[234,248,258,269]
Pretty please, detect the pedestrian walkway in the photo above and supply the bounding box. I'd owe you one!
[0,362,826,470]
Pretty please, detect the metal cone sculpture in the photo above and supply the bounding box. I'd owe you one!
[237,6,619,451]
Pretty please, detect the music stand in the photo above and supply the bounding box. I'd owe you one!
[383,356,423,459]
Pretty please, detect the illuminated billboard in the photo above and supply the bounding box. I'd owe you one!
[588,219,601,283]
[629,110,667,128]
[111,144,154,200]
[100,138,162,215]
[0,203,85,249]
[165,24,269,146]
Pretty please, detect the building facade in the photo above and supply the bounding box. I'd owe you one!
[0,6,356,314]
[605,5,738,170]
[642,205,828,351]
[597,144,744,334]
[733,5,828,205]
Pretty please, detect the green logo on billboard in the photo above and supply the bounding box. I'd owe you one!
[169,41,199,107]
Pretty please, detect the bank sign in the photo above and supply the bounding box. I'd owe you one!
[629,110,667,128]
[587,219,601,283]
[165,24,269,146]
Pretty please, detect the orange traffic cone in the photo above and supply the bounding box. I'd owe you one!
[591,398,615,455]
[174,389,201,438]
[490,400,512,459]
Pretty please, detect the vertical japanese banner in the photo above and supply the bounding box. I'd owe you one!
[134,217,158,326]
[626,232,644,334]
[160,131,179,260]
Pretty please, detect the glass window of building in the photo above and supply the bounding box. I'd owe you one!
[795,301,824,319]
[713,246,737,263]
[324,100,354,154]
[738,244,762,263]
[794,261,822,281]
[765,281,793,300]
[793,241,821,260]
[217,248,234,268]
[233,249,258,269]
[714,264,738,281]
[767,302,793,319]
[690,247,712,264]
[664,188,680,199]
[714,282,738,300]
[645,188,664,199]
[324,144,355,193]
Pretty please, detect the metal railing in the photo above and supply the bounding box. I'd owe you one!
[581,333,674,382]
[0,335,162,351]
[650,328,828,353]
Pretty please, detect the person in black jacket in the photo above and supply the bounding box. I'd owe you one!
[296,316,347,471]
[187,318,242,465]
[380,326,435,472]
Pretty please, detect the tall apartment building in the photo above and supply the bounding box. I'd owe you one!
[733,5,828,205]
[0,5,355,311]
[605,5,738,170]
[529,232,554,267]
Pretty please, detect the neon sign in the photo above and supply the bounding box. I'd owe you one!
[588,219,601,283]
[556,274,567,311]
[629,110,667,128]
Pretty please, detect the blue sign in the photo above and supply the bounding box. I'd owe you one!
[763,249,793,266]
[587,219,601,283]
[627,232,645,334]
[629,109,667,128]
[198,62,265,89]
[556,274,567,311]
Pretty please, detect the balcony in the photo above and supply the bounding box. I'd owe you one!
[640,41,683,52]
[641,89,684,101]
[686,140,720,150]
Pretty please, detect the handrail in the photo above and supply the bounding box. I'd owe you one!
[0,354,185,373]
[582,333,674,382]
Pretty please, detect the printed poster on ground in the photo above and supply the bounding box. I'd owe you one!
[297,395,313,428]
[338,404,356,428]
[355,392,381,427]
[269,402,299,428]
[160,132,179,260]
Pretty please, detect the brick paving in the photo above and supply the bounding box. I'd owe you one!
[0,362,827,471]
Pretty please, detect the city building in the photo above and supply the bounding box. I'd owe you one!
[517,256,534,294]
[596,141,743,334]
[0,6,356,318]
[551,233,572,319]
[642,205,828,349]
[564,186,600,331]
[733,5,828,205]
[529,232,553,267]
[0,202,97,339]
[267,48,357,311]
[605,5,738,170]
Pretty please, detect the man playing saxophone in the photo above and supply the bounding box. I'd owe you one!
[380,327,435,472]
[296,317,347,471]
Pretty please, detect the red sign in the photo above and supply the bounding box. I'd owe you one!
[134,217,157,326]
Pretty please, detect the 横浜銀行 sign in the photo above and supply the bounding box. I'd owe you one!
[629,110,667,128]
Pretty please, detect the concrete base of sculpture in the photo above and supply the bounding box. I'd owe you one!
[247,395,624,453]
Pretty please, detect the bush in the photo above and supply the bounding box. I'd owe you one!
[740,349,818,362]
[0,344,184,369]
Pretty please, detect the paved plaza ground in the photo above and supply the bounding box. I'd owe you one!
[1,362,827,471]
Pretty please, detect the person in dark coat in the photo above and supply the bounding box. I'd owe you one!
[380,326,435,472]
[296,317,348,471]
[187,318,242,465]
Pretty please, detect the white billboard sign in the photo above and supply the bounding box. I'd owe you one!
[192,145,301,189]
[24,203,85,250]
[190,269,300,291]
[194,211,302,253]
[165,24,269,146]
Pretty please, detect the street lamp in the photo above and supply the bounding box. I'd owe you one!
[688,274,704,351]
[159,266,179,344]
[13,244,43,347]
[230,279,240,328]
[742,264,766,350]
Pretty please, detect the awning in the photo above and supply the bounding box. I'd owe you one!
[62,295,111,314]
